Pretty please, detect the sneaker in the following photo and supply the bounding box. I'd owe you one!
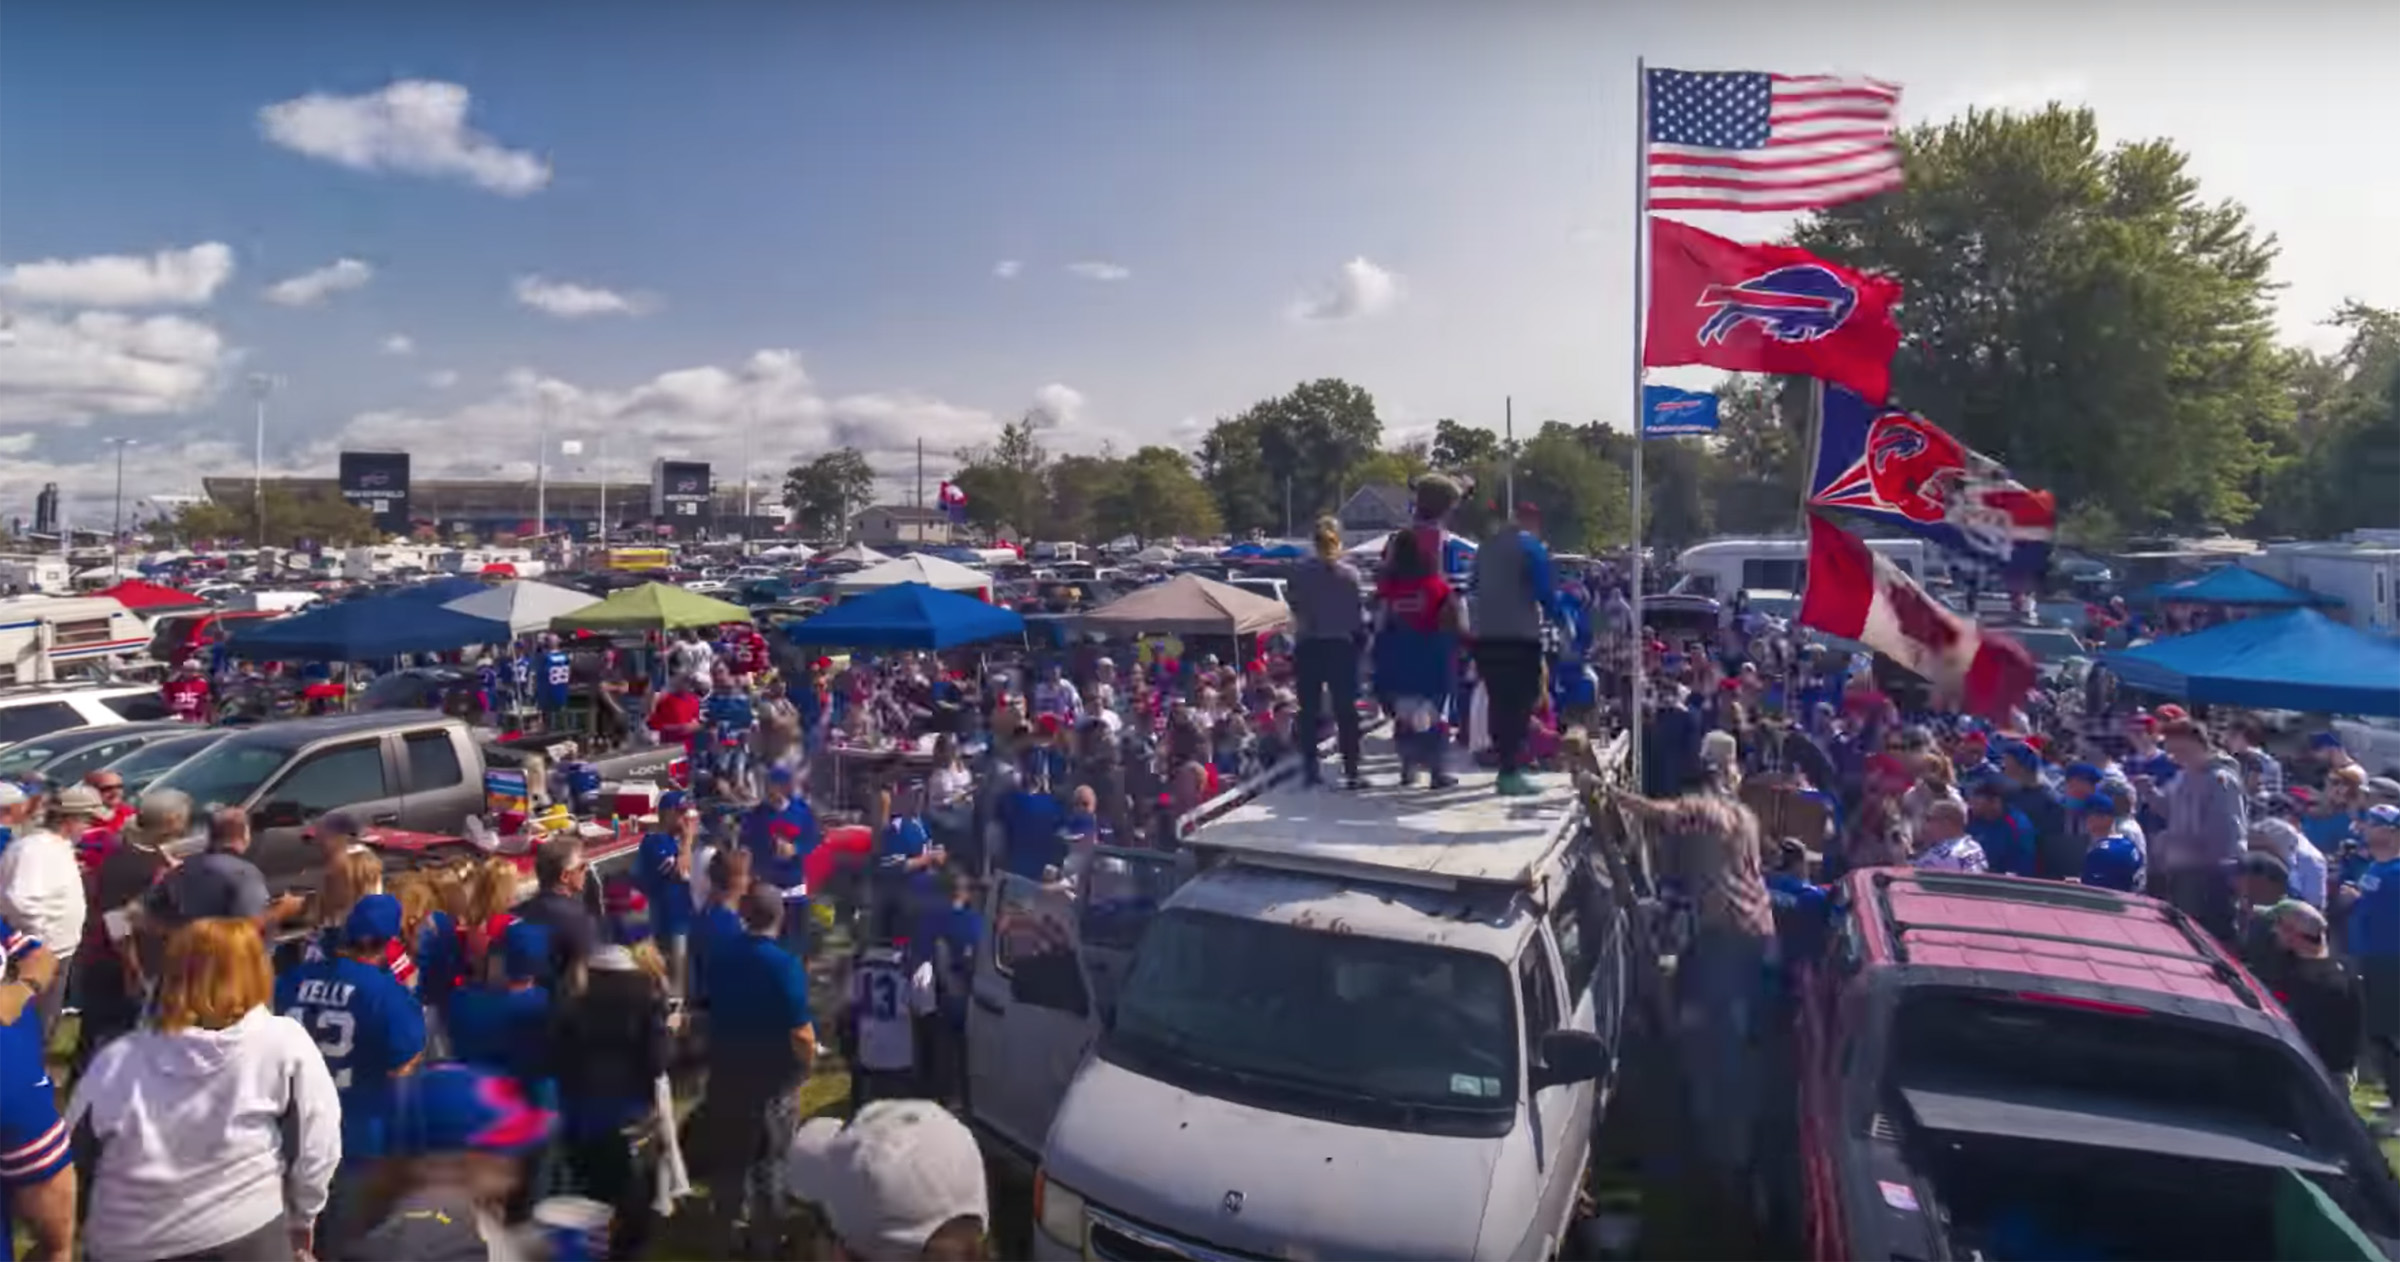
[1344,773,1371,791]
[1495,769,1540,797]
[1428,773,1460,790]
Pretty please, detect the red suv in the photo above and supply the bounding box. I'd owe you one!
[1795,868,2400,1260]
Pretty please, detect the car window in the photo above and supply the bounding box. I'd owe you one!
[1548,863,1600,998]
[404,731,466,792]
[102,693,173,721]
[266,742,391,814]
[46,737,149,784]
[1518,939,1561,1054]
[0,703,86,745]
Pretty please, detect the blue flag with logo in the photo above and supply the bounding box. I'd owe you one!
[1641,384,1719,437]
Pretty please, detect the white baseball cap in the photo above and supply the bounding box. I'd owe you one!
[785,1100,988,1260]
[0,783,23,808]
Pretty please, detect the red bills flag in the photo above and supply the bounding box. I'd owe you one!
[1798,515,2036,719]
[1644,217,1903,403]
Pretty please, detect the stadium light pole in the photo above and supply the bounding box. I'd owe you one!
[105,437,136,574]
[534,391,551,542]
[247,373,282,553]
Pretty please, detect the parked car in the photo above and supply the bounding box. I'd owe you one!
[95,727,233,794]
[1793,867,2400,1260]
[0,682,174,745]
[0,722,205,788]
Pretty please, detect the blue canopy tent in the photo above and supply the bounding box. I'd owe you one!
[2100,608,2400,716]
[2142,565,2337,608]
[391,575,495,605]
[224,593,511,661]
[785,582,1026,650]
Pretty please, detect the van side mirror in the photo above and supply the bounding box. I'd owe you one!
[254,801,308,830]
[1531,1028,1610,1091]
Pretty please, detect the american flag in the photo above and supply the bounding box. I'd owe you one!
[1646,68,1902,213]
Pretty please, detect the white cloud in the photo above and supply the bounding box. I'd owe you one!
[0,433,36,456]
[0,242,234,308]
[993,260,1023,280]
[0,309,232,425]
[327,350,1032,494]
[1288,256,1404,323]
[262,258,374,307]
[512,275,650,319]
[380,334,415,356]
[1030,382,1086,428]
[257,79,550,196]
[426,369,460,389]
[1065,261,1130,282]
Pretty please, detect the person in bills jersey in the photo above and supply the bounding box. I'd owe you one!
[635,790,697,993]
[844,942,936,1108]
[276,894,428,1246]
[538,637,575,714]
[161,660,212,723]
[0,914,72,1260]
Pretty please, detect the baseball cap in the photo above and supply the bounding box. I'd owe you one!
[2062,762,2103,785]
[2084,786,2123,818]
[2154,704,2189,722]
[2267,899,2328,940]
[318,810,362,838]
[0,783,25,808]
[501,921,553,982]
[2236,850,2290,883]
[657,789,690,812]
[2367,776,2400,802]
[393,1063,555,1156]
[767,764,797,785]
[785,1100,989,1261]
[2309,731,2344,750]
[345,893,404,945]
[2364,804,2400,830]
[2000,742,2043,770]
[52,783,105,816]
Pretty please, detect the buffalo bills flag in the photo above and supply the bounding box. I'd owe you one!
[1644,218,1904,403]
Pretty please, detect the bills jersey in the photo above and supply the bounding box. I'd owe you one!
[539,650,574,710]
[161,676,211,722]
[848,948,936,1074]
[276,953,427,1159]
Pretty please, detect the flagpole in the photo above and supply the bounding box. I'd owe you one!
[1627,56,1649,791]
[1800,377,1825,534]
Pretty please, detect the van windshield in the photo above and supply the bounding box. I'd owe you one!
[1102,909,1517,1130]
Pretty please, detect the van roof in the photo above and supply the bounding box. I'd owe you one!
[1188,731,1589,892]
[1856,868,2261,1012]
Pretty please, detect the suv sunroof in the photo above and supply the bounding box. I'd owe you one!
[1902,872,2131,914]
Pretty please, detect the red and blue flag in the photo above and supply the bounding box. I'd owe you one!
[1809,384,2056,579]
[1643,217,1903,403]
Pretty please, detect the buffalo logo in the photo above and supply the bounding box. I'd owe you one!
[355,470,394,488]
[673,477,702,494]
[1222,1190,1244,1216]
[1863,412,1969,524]
[1696,265,1856,346]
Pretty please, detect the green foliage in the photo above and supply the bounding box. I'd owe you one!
[1096,446,1222,541]
[2055,499,2124,550]
[1791,105,2291,531]
[1448,421,1631,552]
[2254,303,2400,537]
[782,446,877,538]
[947,414,1051,536]
[1430,418,1502,470]
[943,428,1219,544]
[170,488,378,548]
[1198,379,1383,534]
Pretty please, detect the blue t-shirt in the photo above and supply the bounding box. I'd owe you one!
[878,815,938,900]
[2081,835,2146,893]
[689,903,744,1007]
[1765,874,1832,969]
[2303,812,2359,855]
[2347,856,2400,959]
[742,797,817,891]
[539,650,573,710]
[704,932,814,1082]
[1969,809,2039,878]
[635,832,693,936]
[276,954,428,1160]
[704,692,756,742]
[910,902,983,1007]
[446,984,554,1085]
[0,925,66,1249]
[1000,790,1066,880]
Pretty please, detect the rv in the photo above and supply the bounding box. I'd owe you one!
[0,595,153,683]
[2247,534,2400,633]
[0,557,74,596]
[1671,535,1930,601]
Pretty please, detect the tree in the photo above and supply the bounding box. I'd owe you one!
[1344,443,1429,495]
[1430,418,1502,470]
[1792,105,2290,530]
[1199,379,1383,534]
[2255,303,2400,537]
[1096,446,1221,542]
[949,413,1051,536]
[166,488,377,549]
[783,446,876,539]
[1451,421,1630,551]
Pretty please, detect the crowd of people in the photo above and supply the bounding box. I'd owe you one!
[0,472,2395,1258]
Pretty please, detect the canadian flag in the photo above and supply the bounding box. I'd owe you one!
[1798,514,2036,718]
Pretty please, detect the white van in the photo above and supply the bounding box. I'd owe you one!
[974,732,1633,1261]
[0,595,153,683]
[1672,534,1929,600]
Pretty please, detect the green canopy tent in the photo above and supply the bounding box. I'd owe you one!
[548,582,754,634]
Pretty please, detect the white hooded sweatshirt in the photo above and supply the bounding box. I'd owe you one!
[67,1005,342,1261]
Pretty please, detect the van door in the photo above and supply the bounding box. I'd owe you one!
[1518,933,1591,1252]
[251,737,405,887]
[1075,847,1186,1023]
[968,872,1096,1159]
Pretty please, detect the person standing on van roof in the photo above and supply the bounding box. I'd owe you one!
[1374,477,1468,790]
[1472,501,1566,798]
[1287,516,1368,790]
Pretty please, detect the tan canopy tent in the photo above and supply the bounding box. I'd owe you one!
[1080,573,1291,637]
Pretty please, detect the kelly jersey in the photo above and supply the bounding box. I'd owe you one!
[848,949,936,1073]
[276,954,428,1160]
[539,651,574,710]
[510,655,536,697]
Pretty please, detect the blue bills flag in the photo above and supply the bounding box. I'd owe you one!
[1809,384,2056,579]
[1641,384,1720,436]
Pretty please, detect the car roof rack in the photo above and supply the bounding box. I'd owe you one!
[1185,731,1613,893]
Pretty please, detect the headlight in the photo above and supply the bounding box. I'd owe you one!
[1034,1168,1088,1248]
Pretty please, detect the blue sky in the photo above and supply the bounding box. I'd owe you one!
[1,0,2392,517]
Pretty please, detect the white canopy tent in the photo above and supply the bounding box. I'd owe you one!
[441,579,602,636]
[818,543,892,567]
[1342,529,1478,560]
[829,553,992,595]
[757,543,816,561]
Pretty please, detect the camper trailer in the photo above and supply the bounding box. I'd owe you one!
[2247,534,2400,633]
[0,595,153,683]
[0,556,74,596]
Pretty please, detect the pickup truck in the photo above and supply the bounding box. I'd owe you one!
[143,713,679,892]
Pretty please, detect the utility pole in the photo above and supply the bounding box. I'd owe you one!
[1283,476,1294,538]
[106,438,136,575]
[534,391,551,540]
[597,430,610,554]
[741,409,755,535]
[247,372,280,549]
[1504,395,1516,512]
[915,437,924,511]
